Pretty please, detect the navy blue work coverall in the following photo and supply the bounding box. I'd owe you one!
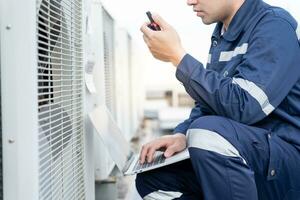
[136,0,300,199]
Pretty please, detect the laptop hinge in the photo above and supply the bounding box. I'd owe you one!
[122,151,135,173]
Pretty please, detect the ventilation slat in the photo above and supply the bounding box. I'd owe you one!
[38,60,83,68]
[37,43,83,58]
[37,0,85,198]
[103,9,116,119]
[39,133,83,175]
[37,89,82,98]
[38,112,82,137]
[37,25,82,46]
[38,133,84,198]
[37,72,83,78]
[38,66,82,72]
[41,0,82,23]
[39,146,84,187]
[40,168,84,200]
[37,83,82,90]
[38,97,82,111]
[38,110,82,131]
[39,139,83,176]
[39,6,82,30]
[37,92,82,104]
[39,143,83,182]
[39,160,84,197]
[37,11,82,35]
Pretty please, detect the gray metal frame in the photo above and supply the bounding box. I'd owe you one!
[0,0,39,199]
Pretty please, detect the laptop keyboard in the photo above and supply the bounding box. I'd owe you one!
[133,152,166,171]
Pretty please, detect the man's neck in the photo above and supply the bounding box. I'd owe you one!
[223,0,245,30]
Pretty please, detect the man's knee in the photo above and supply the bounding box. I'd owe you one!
[135,172,149,197]
[187,116,244,162]
[188,115,236,142]
[135,171,184,199]
[189,115,229,130]
[135,171,164,197]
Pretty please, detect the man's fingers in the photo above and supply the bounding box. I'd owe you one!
[140,23,153,38]
[146,142,165,163]
[152,14,169,28]
[146,146,157,163]
[139,144,150,164]
[157,147,167,152]
[139,136,177,163]
[164,145,177,158]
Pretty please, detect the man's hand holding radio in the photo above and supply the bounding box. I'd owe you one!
[140,14,186,67]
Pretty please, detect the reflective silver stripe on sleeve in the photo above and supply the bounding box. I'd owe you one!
[207,54,212,64]
[232,78,275,115]
[144,190,183,200]
[187,129,247,164]
[219,43,248,62]
[296,24,300,40]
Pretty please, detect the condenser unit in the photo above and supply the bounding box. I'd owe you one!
[115,28,134,141]
[1,0,86,199]
[102,8,117,121]
[87,2,117,181]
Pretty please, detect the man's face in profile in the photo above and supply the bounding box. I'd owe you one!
[186,0,235,25]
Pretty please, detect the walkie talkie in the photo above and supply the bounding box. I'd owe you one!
[146,11,161,31]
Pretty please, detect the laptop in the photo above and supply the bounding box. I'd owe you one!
[89,105,190,176]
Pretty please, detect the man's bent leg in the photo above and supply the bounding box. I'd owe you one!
[135,160,203,200]
[187,116,262,200]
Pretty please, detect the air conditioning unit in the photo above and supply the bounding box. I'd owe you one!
[115,28,134,141]
[1,0,86,199]
[86,2,116,181]
[102,8,117,121]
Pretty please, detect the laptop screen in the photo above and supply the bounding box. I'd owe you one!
[89,105,131,171]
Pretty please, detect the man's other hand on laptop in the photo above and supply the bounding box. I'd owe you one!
[139,133,186,164]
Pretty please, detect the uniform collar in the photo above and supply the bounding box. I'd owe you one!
[212,0,264,42]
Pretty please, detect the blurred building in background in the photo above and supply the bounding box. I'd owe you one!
[144,86,193,131]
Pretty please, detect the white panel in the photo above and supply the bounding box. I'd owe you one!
[103,8,117,120]
[1,0,39,199]
[89,2,115,180]
[115,28,132,140]
[82,0,96,199]
[127,34,135,139]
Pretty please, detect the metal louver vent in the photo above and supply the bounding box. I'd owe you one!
[37,0,85,199]
[103,9,116,119]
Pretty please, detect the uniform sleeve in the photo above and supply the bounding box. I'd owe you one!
[175,17,300,124]
[173,102,211,134]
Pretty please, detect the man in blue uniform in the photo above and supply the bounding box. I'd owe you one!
[137,0,300,199]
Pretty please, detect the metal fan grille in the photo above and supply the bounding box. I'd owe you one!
[103,9,116,119]
[37,0,85,199]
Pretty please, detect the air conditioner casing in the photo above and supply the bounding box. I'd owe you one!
[1,0,88,199]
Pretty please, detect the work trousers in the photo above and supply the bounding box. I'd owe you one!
[136,116,300,200]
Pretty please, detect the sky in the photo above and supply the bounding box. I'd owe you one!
[98,0,300,89]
